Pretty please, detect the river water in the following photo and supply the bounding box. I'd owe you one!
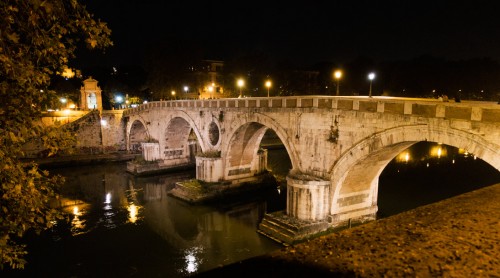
[4,142,499,277]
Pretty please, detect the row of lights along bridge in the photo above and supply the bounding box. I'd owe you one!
[334,70,375,98]
[168,70,376,100]
[169,78,274,99]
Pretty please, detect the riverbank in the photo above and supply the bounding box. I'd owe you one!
[195,183,500,277]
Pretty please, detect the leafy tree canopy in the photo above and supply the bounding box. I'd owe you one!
[0,0,111,269]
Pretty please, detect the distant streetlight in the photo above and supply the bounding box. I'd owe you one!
[368,72,375,98]
[208,85,214,99]
[265,80,272,97]
[183,86,189,98]
[60,97,67,109]
[334,70,342,96]
[115,95,123,109]
[237,78,244,98]
[171,90,176,100]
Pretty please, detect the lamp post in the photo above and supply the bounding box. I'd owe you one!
[368,72,375,98]
[265,80,272,97]
[171,90,176,100]
[334,70,342,96]
[237,78,244,98]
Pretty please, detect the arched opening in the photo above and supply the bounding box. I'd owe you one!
[330,125,500,222]
[164,117,200,163]
[226,122,268,171]
[378,141,500,217]
[87,92,97,109]
[129,120,148,152]
[225,123,291,213]
[259,129,291,212]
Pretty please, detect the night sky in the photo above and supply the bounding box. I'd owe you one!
[75,1,500,69]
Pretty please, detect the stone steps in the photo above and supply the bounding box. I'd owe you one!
[257,212,329,245]
[258,217,296,245]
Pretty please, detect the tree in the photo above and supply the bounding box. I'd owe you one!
[0,0,112,269]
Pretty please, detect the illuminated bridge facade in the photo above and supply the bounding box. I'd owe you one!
[123,96,500,242]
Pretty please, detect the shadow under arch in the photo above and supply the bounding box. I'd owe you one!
[163,110,208,153]
[329,124,500,215]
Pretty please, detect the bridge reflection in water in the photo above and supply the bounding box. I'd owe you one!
[44,162,283,277]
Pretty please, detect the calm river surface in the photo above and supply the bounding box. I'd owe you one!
[4,143,499,277]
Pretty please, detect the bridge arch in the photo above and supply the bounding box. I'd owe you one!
[162,110,208,153]
[163,117,199,161]
[127,119,149,152]
[224,122,268,178]
[329,124,500,215]
[222,112,299,172]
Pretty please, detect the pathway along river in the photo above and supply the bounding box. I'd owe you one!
[4,142,500,277]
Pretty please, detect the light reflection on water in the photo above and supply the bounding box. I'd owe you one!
[31,162,283,277]
[70,207,86,236]
[378,142,500,217]
[182,246,203,274]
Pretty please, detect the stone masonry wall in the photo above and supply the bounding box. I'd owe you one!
[23,110,126,157]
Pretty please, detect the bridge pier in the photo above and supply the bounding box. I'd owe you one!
[126,142,195,175]
[286,175,330,221]
[196,149,268,184]
[258,174,331,244]
[259,173,379,244]
[195,156,224,183]
[170,148,273,203]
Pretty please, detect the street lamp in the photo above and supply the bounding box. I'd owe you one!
[171,90,176,100]
[115,95,123,109]
[334,70,342,96]
[60,97,67,109]
[237,78,244,98]
[368,72,375,98]
[208,85,214,99]
[265,80,272,97]
[183,86,189,98]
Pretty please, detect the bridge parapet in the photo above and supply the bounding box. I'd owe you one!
[124,96,500,123]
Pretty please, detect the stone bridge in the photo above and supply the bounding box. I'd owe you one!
[122,96,500,242]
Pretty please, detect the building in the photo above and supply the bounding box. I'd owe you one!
[192,60,225,99]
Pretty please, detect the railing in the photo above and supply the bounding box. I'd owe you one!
[123,96,500,123]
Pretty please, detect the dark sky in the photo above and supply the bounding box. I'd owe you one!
[75,1,500,68]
